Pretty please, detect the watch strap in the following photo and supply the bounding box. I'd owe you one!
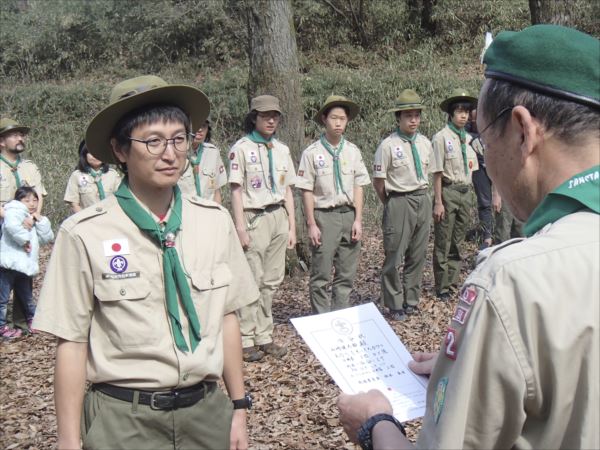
[357,413,406,450]
[232,394,252,410]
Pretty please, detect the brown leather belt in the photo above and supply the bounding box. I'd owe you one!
[245,203,283,214]
[315,205,354,213]
[92,381,216,410]
[388,188,428,197]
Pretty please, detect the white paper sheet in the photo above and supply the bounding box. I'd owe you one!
[291,303,427,422]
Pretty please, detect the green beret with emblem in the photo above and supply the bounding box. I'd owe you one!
[388,89,425,113]
[483,24,600,110]
[439,88,477,113]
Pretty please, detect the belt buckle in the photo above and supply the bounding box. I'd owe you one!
[150,390,174,410]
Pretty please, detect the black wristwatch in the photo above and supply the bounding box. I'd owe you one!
[357,413,406,450]
[232,393,252,410]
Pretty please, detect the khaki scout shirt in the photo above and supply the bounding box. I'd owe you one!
[295,138,371,208]
[373,132,433,193]
[0,158,47,205]
[228,136,296,209]
[179,143,227,201]
[418,211,599,449]
[431,125,479,184]
[63,169,122,209]
[33,194,259,389]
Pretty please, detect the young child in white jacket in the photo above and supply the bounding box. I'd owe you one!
[0,186,54,338]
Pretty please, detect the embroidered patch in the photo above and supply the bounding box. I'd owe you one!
[469,160,473,169]
[219,165,224,174]
[279,173,285,186]
[110,255,128,274]
[102,271,140,280]
[250,151,258,163]
[78,175,89,187]
[315,154,327,168]
[376,165,382,171]
[229,153,235,160]
[103,239,130,256]
[298,169,304,177]
[446,140,454,153]
[231,163,239,170]
[460,286,478,306]
[433,377,448,424]
[444,327,457,360]
[452,305,470,325]
[395,147,404,159]
[250,175,262,189]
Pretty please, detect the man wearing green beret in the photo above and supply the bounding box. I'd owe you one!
[33,75,258,449]
[337,24,599,449]
[296,95,371,314]
[430,89,479,301]
[373,89,434,321]
[0,117,47,336]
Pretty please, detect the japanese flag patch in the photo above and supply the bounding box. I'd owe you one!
[103,238,130,256]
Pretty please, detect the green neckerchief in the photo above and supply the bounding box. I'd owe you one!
[189,143,204,197]
[524,165,600,237]
[0,154,22,187]
[88,168,106,200]
[396,128,424,180]
[320,134,345,194]
[447,122,469,175]
[247,130,276,193]
[114,180,201,353]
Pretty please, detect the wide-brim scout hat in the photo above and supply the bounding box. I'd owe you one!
[314,95,359,124]
[388,89,425,113]
[0,118,30,137]
[86,75,210,164]
[439,88,477,113]
[483,24,599,110]
[250,95,282,114]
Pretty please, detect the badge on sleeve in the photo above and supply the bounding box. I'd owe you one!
[298,169,304,177]
[229,152,236,160]
[231,163,239,170]
[103,238,130,256]
[459,286,478,306]
[452,305,470,325]
[433,377,448,424]
[375,165,382,171]
[444,327,457,360]
[219,165,224,174]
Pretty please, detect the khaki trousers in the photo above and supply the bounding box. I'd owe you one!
[310,207,360,314]
[237,206,288,348]
[381,191,432,310]
[81,384,232,450]
[433,185,473,295]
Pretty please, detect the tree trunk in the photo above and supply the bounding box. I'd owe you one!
[421,0,437,34]
[529,0,576,25]
[245,0,309,273]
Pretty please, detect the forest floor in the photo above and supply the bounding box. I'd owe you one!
[0,225,479,449]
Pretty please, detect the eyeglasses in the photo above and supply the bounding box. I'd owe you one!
[128,134,190,155]
[479,106,513,146]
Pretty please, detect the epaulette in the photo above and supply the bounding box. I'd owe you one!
[186,194,227,212]
[60,203,108,231]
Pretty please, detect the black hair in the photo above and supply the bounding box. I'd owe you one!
[447,102,474,121]
[394,109,422,120]
[481,79,600,145]
[323,105,349,119]
[196,121,212,144]
[243,111,258,134]
[77,140,109,173]
[111,104,191,173]
[14,185,38,201]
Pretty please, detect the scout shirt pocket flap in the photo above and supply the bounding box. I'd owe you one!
[392,157,409,168]
[94,278,151,302]
[276,163,288,172]
[202,167,215,177]
[190,263,232,291]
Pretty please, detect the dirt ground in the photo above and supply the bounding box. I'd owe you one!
[0,226,478,449]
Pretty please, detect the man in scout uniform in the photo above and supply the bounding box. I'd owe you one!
[337,24,599,449]
[431,89,479,300]
[229,95,297,362]
[0,117,47,335]
[296,95,370,314]
[179,117,227,203]
[373,89,434,321]
[33,75,258,449]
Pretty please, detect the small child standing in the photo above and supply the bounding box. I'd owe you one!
[0,186,54,338]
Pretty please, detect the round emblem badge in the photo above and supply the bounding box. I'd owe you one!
[110,255,128,273]
[250,175,262,189]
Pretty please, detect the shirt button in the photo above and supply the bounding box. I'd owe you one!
[210,278,214,286]
[119,288,126,296]
[96,207,102,212]
[182,373,189,381]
